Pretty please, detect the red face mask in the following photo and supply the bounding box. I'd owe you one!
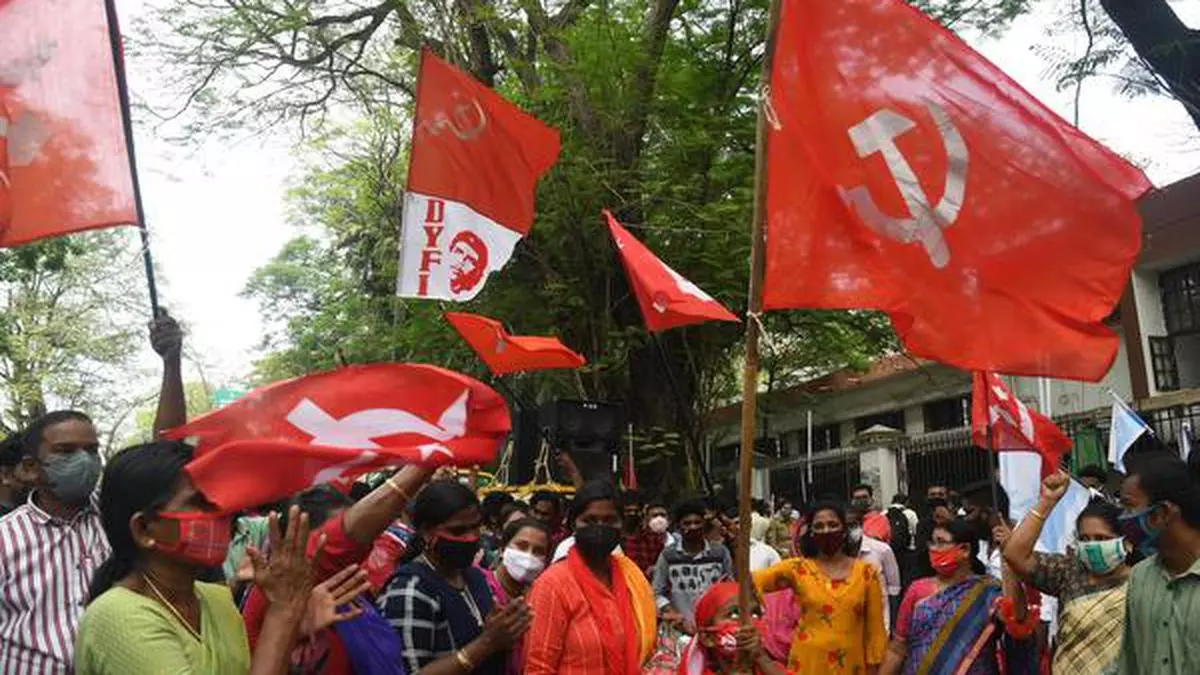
[705,619,765,660]
[929,547,964,577]
[154,511,233,567]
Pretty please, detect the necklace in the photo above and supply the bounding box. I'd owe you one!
[143,572,202,642]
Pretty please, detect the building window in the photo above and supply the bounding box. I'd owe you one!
[1151,337,1181,392]
[1160,264,1200,333]
[855,410,905,433]
[924,396,968,432]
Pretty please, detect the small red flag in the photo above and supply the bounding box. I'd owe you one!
[445,312,585,376]
[0,0,137,246]
[971,372,1071,478]
[605,210,739,333]
[397,47,560,301]
[762,0,1151,381]
[164,364,510,512]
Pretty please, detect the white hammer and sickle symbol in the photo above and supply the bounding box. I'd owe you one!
[839,102,968,269]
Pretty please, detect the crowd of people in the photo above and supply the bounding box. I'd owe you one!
[0,324,1198,674]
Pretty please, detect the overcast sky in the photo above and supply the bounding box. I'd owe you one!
[113,0,1200,393]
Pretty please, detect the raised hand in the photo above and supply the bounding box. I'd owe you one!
[302,563,370,636]
[247,506,325,615]
[480,599,533,651]
[149,310,184,360]
[1041,469,1071,503]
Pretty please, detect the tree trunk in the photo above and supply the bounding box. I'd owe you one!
[1100,0,1200,130]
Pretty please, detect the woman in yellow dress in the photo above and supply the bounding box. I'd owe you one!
[754,500,886,675]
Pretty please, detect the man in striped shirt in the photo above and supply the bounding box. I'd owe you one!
[0,410,108,675]
[0,314,187,675]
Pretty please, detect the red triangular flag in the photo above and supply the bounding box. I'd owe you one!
[762,0,1151,381]
[164,364,510,511]
[0,0,137,246]
[445,312,585,376]
[971,372,1071,478]
[605,210,738,333]
[397,47,560,301]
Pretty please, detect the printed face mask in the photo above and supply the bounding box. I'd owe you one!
[1119,504,1164,555]
[155,511,233,567]
[1075,537,1127,575]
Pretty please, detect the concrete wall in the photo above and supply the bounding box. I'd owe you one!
[1132,269,1167,397]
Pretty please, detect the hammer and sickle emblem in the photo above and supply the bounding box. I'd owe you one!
[839,102,968,268]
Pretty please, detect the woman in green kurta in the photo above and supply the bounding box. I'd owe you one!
[74,441,318,675]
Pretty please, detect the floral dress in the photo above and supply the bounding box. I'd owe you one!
[753,557,887,674]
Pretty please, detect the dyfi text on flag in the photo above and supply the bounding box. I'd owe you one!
[0,0,137,246]
[397,47,560,301]
[605,210,738,333]
[761,0,1152,381]
[971,372,1071,478]
[164,363,511,512]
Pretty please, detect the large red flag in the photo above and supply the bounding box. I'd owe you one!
[445,312,585,376]
[971,372,1071,478]
[762,0,1151,381]
[397,47,560,301]
[606,210,739,333]
[164,364,510,511]
[0,0,136,246]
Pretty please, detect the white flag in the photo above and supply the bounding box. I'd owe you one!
[1108,401,1150,473]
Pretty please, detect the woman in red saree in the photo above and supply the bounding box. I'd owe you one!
[677,582,790,675]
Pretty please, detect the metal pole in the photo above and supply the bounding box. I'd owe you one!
[104,0,161,317]
[735,0,783,637]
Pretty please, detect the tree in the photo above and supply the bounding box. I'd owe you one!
[1099,0,1200,130]
[147,0,1026,487]
[0,231,150,441]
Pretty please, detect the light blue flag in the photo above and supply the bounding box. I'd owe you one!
[1108,401,1150,473]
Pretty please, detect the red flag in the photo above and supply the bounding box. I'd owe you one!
[762,0,1151,381]
[397,47,560,301]
[164,364,510,511]
[445,312,586,376]
[0,0,137,246]
[971,372,1071,478]
[605,210,739,333]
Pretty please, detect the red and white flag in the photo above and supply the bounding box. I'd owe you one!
[605,210,738,333]
[761,0,1151,381]
[164,364,511,511]
[397,47,559,301]
[445,312,585,376]
[971,372,1071,478]
[0,0,137,246]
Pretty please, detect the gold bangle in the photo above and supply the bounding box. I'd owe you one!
[1027,508,1046,522]
[385,477,413,501]
[455,649,475,672]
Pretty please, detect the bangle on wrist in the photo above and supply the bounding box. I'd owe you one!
[455,649,475,672]
[385,477,413,501]
[1027,508,1046,522]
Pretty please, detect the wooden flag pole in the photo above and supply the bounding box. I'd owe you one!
[104,0,162,318]
[736,0,784,644]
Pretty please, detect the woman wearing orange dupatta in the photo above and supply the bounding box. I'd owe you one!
[525,480,656,675]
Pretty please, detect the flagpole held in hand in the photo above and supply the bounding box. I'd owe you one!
[734,0,783,659]
[103,0,161,318]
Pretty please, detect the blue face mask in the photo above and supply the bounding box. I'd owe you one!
[1119,504,1163,555]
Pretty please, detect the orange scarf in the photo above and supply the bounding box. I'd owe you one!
[567,547,641,675]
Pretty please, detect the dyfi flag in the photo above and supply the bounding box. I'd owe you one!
[445,312,585,376]
[1107,397,1150,473]
[971,372,1071,478]
[762,0,1151,381]
[605,210,738,332]
[164,363,511,511]
[0,0,137,246]
[397,47,560,301]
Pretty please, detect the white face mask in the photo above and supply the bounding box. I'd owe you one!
[501,547,546,584]
[648,515,669,534]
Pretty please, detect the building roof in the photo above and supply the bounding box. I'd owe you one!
[1139,171,1200,270]
[707,354,925,426]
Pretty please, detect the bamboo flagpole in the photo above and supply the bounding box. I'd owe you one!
[104,0,162,317]
[735,0,784,635]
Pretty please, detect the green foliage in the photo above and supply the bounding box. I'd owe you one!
[0,231,148,439]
